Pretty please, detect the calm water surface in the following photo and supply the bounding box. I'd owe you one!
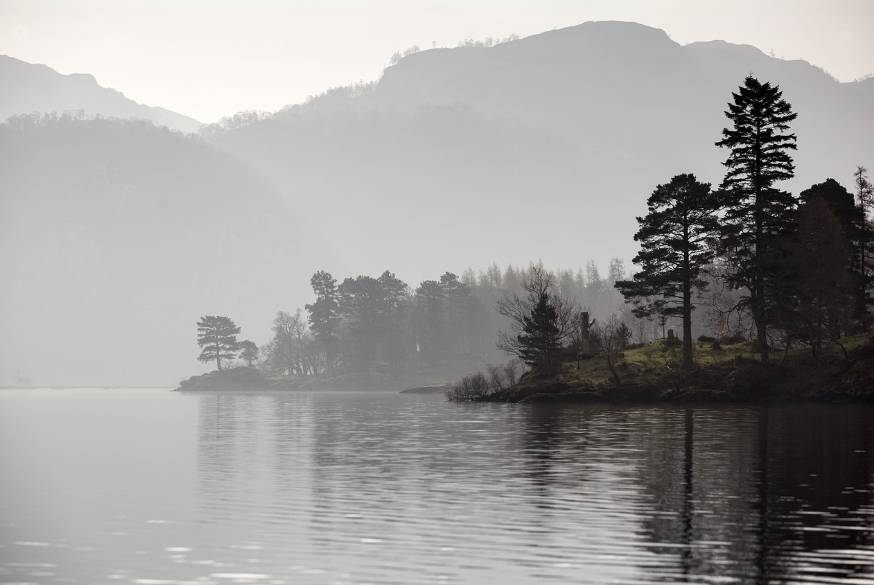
[2,389,874,584]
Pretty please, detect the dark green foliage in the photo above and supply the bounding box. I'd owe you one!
[336,273,410,370]
[800,178,869,321]
[377,270,411,367]
[854,166,874,315]
[439,272,473,352]
[517,291,562,373]
[338,275,385,370]
[412,274,476,361]
[254,261,680,380]
[196,315,240,370]
[413,279,446,361]
[237,340,259,367]
[715,75,798,361]
[780,196,856,356]
[497,266,572,375]
[616,173,719,368]
[306,271,340,372]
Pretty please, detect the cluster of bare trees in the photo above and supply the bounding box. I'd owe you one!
[262,310,323,377]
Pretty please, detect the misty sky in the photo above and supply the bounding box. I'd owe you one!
[2,0,873,123]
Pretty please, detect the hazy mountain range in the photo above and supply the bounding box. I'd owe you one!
[0,55,202,132]
[2,21,872,386]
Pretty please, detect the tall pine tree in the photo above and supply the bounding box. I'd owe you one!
[716,76,798,361]
[196,315,240,370]
[306,271,340,373]
[787,196,856,356]
[854,165,874,315]
[799,178,868,323]
[615,174,719,368]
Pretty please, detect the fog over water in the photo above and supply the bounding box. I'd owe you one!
[2,4,874,585]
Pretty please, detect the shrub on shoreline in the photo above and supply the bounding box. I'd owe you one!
[448,361,521,401]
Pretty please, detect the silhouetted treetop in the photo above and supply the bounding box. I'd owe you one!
[196,315,240,371]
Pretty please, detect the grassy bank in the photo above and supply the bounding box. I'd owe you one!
[449,335,874,403]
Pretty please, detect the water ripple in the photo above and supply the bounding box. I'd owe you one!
[3,391,874,583]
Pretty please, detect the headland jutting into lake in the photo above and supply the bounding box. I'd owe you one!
[181,74,874,407]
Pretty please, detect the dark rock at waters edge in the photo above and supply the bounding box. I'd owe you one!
[174,367,273,391]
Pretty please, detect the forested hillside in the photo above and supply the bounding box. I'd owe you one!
[0,115,323,386]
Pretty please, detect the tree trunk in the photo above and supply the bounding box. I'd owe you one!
[683,289,693,369]
[606,351,621,386]
[754,133,770,363]
[754,291,769,362]
[682,227,694,369]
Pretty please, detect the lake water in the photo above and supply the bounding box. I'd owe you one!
[2,389,874,584]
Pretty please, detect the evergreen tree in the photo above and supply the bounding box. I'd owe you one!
[785,196,856,356]
[497,265,572,374]
[337,275,383,370]
[306,271,340,373]
[800,178,867,321]
[413,279,446,360]
[377,270,410,368]
[854,165,873,313]
[237,340,259,367]
[196,315,240,370]
[616,174,719,368]
[517,291,561,373]
[439,272,472,351]
[716,76,798,361]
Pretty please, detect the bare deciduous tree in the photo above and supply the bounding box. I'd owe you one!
[599,314,630,386]
[496,265,576,372]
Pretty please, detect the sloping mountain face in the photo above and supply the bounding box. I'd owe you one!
[0,115,331,386]
[0,55,201,133]
[851,76,874,103]
[209,21,874,286]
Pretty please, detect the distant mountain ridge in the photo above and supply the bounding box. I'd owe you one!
[0,55,201,133]
[1,20,872,386]
[207,21,874,281]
